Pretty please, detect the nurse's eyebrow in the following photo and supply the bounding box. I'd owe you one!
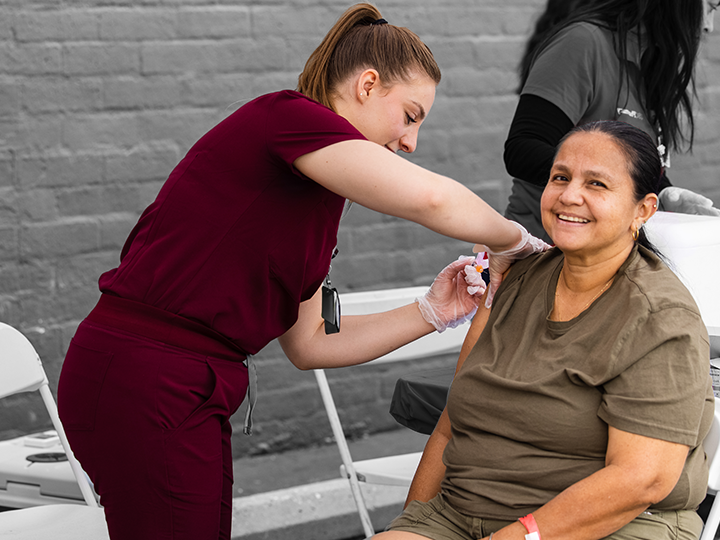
[412,101,427,121]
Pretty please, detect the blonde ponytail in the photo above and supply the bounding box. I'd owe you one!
[297,3,440,110]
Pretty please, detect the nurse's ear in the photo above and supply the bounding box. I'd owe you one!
[355,68,381,102]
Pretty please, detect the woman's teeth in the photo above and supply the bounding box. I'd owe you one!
[559,214,589,223]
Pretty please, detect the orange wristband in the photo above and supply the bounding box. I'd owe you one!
[518,513,541,540]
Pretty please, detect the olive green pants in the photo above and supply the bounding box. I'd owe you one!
[388,493,705,540]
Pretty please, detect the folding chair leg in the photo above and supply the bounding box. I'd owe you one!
[314,370,375,538]
[701,494,720,540]
[39,384,99,508]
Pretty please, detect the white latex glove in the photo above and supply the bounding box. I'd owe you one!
[474,221,551,308]
[659,186,720,216]
[416,256,483,333]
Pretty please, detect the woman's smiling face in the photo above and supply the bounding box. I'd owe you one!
[541,130,646,260]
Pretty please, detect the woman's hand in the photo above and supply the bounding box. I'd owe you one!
[658,186,720,216]
[475,221,551,307]
[416,256,485,333]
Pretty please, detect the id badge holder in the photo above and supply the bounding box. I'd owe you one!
[321,246,341,334]
[322,278,341,334]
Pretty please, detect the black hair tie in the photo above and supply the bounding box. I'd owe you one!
[371,18,388,25]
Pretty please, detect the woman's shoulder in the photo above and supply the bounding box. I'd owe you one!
[489,248,561,310]
[545,21,613,53]
[244,90,330,113]
[235,90,357,140]
[622,246,703,319]
[505,247,562,285]
[266,90,335,112]
[535,21,617,72]
[524,21,618,117]
[267,90,356,129]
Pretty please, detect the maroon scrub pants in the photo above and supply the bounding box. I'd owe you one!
[58,299,248,540]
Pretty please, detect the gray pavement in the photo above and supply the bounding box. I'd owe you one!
[231,427,429,540]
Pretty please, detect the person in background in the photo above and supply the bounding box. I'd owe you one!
[56,4,548,540]
[515,0,583,94]
[374,120,713,540]
[505,0,720,243]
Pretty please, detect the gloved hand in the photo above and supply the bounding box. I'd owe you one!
[416,256,484,333]
[474,221,551,308]
[659,186,720,216]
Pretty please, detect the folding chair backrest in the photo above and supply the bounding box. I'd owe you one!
[0,323,47,399]
[705,398,720,493]
[0,322,99,508]
[646,214,720,540]
[645,212,720,332]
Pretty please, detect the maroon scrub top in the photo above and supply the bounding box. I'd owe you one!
[99,90,366,355]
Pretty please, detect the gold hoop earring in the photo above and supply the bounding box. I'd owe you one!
[632,228,639,242]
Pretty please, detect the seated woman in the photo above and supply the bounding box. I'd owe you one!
[374,120,714,540]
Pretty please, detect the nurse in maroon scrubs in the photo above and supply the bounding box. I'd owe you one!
[57,4,547,539]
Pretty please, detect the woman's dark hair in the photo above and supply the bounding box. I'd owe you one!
[297,3,441,111]
[518,0,705,152]
[560,120,663,254]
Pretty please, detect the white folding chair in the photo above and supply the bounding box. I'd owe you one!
[0,322,109,539]
[314,286,468,538]
[645,212,720,332]
[644,213,720,538]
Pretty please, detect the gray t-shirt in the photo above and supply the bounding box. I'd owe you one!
[441,246,713,520]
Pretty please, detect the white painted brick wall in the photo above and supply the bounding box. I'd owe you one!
[0,0,718,455]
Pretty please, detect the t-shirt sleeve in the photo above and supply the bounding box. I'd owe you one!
[521,23,607,125]
[598,306,711,446]
[265,92,366,172]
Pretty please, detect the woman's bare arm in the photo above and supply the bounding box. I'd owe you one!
[294,139,520,252]
[403,296,492,506]
[482,428,690,540]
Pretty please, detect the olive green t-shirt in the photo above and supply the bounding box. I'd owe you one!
[441,246,713,520]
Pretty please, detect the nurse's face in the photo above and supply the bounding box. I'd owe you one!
[345,71,436,154]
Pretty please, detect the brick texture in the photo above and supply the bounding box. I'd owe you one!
[0,1,718,459]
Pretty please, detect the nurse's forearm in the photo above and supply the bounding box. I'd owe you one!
[279,288,435,370]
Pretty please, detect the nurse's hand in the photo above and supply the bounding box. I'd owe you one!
[416,256,483,333]
[659,186,720,216]
[475,221,551,308]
